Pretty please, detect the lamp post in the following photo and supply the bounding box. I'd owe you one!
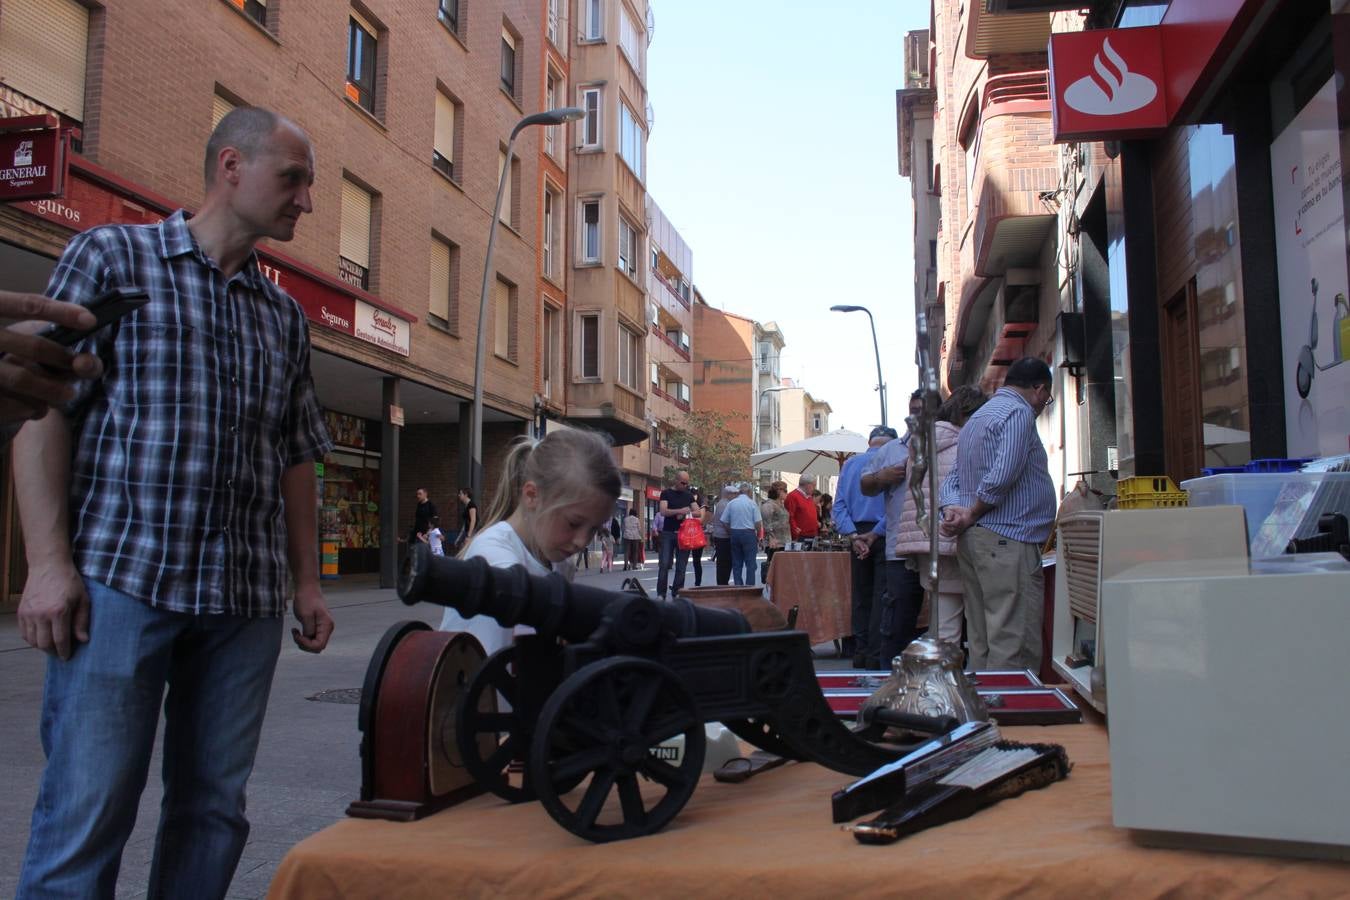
[830,304,887,428]
[470,106,584,499]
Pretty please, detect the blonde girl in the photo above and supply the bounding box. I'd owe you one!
[438,429,621,654]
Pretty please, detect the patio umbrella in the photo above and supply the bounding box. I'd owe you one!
[748,428,868,477]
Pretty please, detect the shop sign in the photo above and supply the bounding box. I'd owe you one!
[1049,27,1167,142]
[0,116,66,201]
[388,404,404,427]
[645,487,662,501]
[355,299,411,357]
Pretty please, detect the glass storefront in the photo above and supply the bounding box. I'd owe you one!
[318,410,383,574]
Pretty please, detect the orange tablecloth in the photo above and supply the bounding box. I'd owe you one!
[763,551,851,645]
[267,721,1350,899]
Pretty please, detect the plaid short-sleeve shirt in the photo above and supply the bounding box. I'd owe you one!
[48,211,333,616]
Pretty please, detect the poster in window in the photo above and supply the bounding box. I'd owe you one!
[1270,77,1350,457]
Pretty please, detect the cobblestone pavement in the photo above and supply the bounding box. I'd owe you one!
[0,557,851,898]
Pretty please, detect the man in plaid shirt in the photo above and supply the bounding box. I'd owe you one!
[13,108,334,898]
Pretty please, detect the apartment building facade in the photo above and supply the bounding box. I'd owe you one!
[562,0,652,513]
[0,0,556,595]
[636,197,694,507]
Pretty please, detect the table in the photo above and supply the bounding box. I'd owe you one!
[267,721,1350,899]
[763,551,851,645]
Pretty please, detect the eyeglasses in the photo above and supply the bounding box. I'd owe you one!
[1041,386,1055,408]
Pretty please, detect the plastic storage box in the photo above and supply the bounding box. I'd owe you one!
[1115,475,1189,510]
[1181,472,1350,551]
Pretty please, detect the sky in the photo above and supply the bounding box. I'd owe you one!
[645,0,932,435]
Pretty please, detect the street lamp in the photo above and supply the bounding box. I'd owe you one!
[470,106,585,499]
[830,304,887,428]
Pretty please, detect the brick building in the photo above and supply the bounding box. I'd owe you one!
[0,0,559,594]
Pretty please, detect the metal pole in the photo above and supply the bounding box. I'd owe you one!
[863,306,887,428]
[470,127,523,502]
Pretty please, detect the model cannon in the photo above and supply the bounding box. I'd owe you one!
[396,545,914,842]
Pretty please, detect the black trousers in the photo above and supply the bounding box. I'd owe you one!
[879,559,925,666]
[712,536,733,585]
[850,521,886,663]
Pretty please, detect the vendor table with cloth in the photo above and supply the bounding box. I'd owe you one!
[763,551,851,645]
[266,720,1350,899]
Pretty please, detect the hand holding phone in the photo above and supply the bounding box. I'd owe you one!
[40,286,150,346]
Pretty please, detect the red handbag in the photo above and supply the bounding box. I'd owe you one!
[677,516,707,550]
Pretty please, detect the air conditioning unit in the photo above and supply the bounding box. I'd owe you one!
[1052,506,1249,714]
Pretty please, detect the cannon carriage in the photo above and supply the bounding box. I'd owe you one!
[384,545,914,842]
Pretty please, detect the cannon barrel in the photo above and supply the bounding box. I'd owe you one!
[398,544,749,647]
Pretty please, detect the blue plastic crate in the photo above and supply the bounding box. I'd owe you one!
[1201,466,1246,476]
[1243,458,1314,473]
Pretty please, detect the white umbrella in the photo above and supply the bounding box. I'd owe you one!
[748,428,868,477]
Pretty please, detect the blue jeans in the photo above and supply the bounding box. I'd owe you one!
[656,531,690,598]
[729,529,759,586]
[19,579,283,900]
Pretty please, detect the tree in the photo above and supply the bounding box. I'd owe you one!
[661,409,753,496]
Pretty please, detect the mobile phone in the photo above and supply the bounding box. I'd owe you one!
[41,286,150,346]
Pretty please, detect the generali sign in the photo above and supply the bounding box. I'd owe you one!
[0,115,66,201]
[1049,27,1168,142]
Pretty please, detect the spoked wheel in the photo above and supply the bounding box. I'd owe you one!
[455,646,539,803]
[530,657,705,842]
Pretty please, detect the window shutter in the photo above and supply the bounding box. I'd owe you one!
[497,152,512,225]
[434,92,455,160]
[211,94,235,130]
[340,179,372,269]
[0,0,89,120]
[429,239,450,320]
[350,8,378,38]
[494,279,510,357]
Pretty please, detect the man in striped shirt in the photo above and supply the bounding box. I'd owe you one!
[939,357,1056,671]
[14,108,333,898]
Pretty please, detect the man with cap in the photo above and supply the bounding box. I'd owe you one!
[709,483,737,585]
[939,357,1057,671]
[832,425,894,668]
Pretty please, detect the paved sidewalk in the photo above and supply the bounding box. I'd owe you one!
[0,559,850,898]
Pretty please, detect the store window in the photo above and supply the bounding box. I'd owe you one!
[318,410,383,574]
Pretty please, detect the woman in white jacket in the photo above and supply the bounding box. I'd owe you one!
[892,386,988,644]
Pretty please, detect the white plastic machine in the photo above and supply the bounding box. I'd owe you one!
[1101,551,1350,859]
[1051,506,1250,712]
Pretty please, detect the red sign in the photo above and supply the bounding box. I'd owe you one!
[1049,26,1168,142]
[0,116,66,201]
[645,487,662,501]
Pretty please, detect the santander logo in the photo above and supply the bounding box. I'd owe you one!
[1063,37,1157,116]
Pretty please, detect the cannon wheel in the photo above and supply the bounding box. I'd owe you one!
[455,645,542,803]
[530,656,705,842]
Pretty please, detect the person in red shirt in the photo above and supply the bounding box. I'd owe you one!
[784,473,820,543]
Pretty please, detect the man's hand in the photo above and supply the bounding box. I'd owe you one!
[940,506,977,538]
[292,583,334,653]
[18,560,90,660]
[0,291,105,423]
[851,532,877,560]
[875,462,907,488]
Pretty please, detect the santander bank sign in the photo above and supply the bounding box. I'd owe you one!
[1049,26,1168,142]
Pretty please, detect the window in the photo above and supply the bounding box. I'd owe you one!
[618,216,639,280]
[929,240,937,268]
[579,313,600,379]
[346,12,379,114]
[339,178,373,290]
[813,414,823,432]
[545,70,561,159]
[650,361,659,385]
[543,305,560,399]
[925,138,934,191]
[547,0,561,46]
[619,101,644,179]
[583,0,602,40]
[500,27,517,98]
[675,383,690,404]
[542,184,562,280]
[429,235,459,332]
[433,90,458,180]
[228,0,268,28]
[493,277,516,361]
[961,114,980,213]
[0,0,90,122]
[679,280,690,303]
[497,150,520,228]
[580,199,601,263]
[580,87,601,148]
[618,4,643,72]
[437,0,459,33]
[211,93,236,130]
[618,325,640,389]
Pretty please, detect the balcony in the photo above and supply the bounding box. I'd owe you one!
[651,322,691,361]
[963,4,1053,60]
[963,71,1057,284]
[651,384,690,413]
[565,381,648,445]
